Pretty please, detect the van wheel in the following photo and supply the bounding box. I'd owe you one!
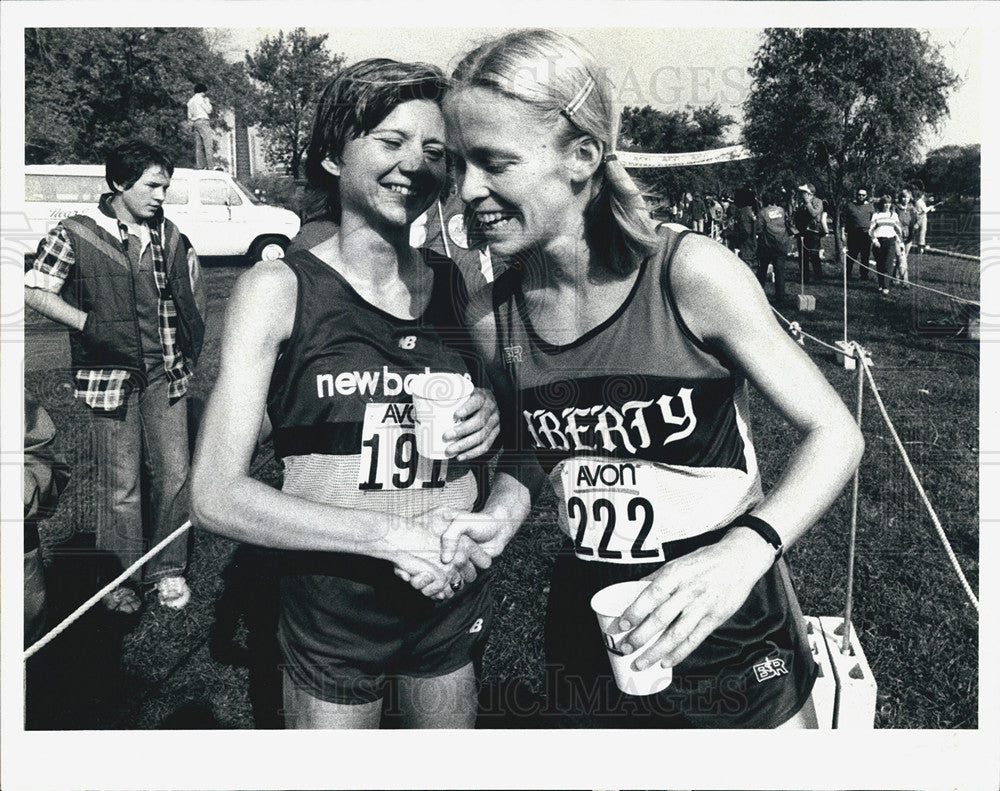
[248,235,288,263]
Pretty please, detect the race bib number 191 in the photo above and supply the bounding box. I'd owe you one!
[357,402,447,490]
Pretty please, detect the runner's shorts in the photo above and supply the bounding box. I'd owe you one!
[278,552,492,704]
[544,532,817,728]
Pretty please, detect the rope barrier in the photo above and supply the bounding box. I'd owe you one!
[844,249,979,307]
[767,309,978,614]
[924,245,980,263]
[24,521,193,661]
[855,351,980,613]
[771,307,846,355]
[790,237,978,306]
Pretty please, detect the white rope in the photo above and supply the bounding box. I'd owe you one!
[924,245,980,263]
[845,250,979,307]
[855,350,980,613]
[768,311,978,613]
[771,307,846,355]
[23,521,193,661]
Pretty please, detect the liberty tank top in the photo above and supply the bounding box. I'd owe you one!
[492,226,762,564]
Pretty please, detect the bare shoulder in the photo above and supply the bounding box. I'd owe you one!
[234,258,296,302]
[227,258,297,342]
[669,232,770,344]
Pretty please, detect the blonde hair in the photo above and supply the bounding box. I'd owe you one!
[450,29,659,275]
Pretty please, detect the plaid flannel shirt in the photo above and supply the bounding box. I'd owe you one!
[25,195,193,411]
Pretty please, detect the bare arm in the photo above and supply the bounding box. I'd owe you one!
[617,234,864,667]
[436,281,537,565]
[189,260,474,594]
[24,287,86,331]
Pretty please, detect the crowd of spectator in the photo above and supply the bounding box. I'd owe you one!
[655,181,936,304]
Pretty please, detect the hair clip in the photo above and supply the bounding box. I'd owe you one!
[560,76,596,121]
[603,153,617,163]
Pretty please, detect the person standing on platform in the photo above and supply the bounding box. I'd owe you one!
[187,83,215,169]
[24,141,204,613]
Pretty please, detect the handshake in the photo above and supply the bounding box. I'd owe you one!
[391,507,519,601]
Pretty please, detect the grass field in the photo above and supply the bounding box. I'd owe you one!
[23,239,979,730]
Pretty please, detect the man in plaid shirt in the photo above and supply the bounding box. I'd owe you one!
[24,141,205,613]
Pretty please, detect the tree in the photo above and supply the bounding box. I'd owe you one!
[742,28,959,262]
[907,144,980,200]
[25,28,251,167]
[618,103,744,207]
[244,29,344,178]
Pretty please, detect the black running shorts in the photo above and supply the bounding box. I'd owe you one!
[278,552,492,705]
[544,534,817,728]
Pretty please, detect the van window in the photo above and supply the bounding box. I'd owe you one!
[25,174,106,203]
[200,179,242,206]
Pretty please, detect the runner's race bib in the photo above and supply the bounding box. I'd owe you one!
[357,402,447,491]
[558,457,755,563]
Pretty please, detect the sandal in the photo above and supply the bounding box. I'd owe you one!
[155,576,191,610]
[102,586,142,614]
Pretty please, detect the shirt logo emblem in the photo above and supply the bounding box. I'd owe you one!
[752,657,789,683]
[503,345,523,364]
[468,618,484,634]
[398,335,417,350]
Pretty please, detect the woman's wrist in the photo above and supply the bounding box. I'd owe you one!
[723,525,779,576]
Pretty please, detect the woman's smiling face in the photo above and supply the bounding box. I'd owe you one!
[333,98,447,230]
[443,87,584,258]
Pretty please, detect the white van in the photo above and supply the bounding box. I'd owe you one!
[23,164,300,263]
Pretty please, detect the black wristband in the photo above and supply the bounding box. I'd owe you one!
[728,514,783,560]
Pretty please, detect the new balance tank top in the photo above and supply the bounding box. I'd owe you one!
[267,248,481,519]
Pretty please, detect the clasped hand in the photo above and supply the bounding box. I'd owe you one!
[393,506,514,601]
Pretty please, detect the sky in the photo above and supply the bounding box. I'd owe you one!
[218,26,981,153]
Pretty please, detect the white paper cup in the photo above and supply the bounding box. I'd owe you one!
[409,372,474,460]
[590,580,673,696]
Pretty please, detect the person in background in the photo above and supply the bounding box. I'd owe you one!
[727,187,757,263]
[707,193,724,241]
[842,187,873,281]
[893,189,915,288]
[792,183,825,283]
[24,140,204,613]
[869,194,903,297]
[755,189,790,305]
[689,191,706,234]
[187,83,215,169]
[24,397,71,644]
[911,189,935,254]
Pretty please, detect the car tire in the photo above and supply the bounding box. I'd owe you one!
[248,235,288,264]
